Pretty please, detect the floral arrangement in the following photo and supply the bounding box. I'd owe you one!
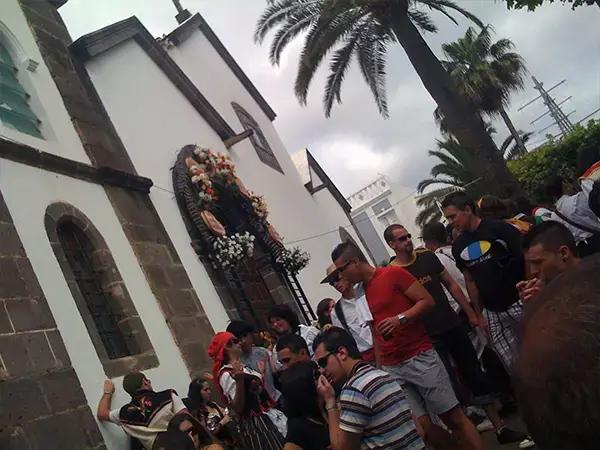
[276,246,311,274]
[190,168,217,207]
[193,147,237,185]
[213,232,255,269]
[249,191,268,221]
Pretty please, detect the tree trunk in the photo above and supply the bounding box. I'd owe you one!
[499,107,527,156]
[390,12,525,198]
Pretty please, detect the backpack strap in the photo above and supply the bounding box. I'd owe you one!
[334,300,350,332]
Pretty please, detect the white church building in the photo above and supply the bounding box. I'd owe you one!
[0,1,368,448]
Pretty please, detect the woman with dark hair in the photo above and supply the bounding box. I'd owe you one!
[316,298,335,330]
[478,195,532,234]
[183,378,237,449]
[207,331,286,450]
[166,413,223,450]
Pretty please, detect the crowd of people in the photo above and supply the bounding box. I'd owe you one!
[96,155,600,450]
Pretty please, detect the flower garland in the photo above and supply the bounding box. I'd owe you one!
[276,247,311,274]
[213,232,255,269]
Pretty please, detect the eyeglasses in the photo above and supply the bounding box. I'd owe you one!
[317,350,338,369]
[394,234,412,242]
[279,357,291,365]
[182,426,198,437]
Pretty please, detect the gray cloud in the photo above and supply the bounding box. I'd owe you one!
[60,0,600,195]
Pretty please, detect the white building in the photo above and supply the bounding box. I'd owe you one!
[347,176,421,265]
[0,3,365,448]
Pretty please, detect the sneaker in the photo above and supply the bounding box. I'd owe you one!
[476,419,495,433]
[497,427,528,444]
[519,438,536,449]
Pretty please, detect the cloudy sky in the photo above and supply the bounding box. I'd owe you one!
[60,0,600,196]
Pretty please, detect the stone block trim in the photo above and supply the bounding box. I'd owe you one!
[44,202,159,377]
[18,0,216,378]
[104,186,215,376]
[0,189,105,449]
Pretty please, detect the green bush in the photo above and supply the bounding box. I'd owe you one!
[508,120,600,204]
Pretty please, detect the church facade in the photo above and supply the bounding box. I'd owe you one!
[0,1,368,448]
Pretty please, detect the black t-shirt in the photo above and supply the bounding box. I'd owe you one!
[392,251,461,336]
[452,218,525,312]
[286,417,331,450]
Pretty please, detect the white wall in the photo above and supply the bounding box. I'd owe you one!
[84,36,352,314]
[0,0,90,164]
[0,160,191,450]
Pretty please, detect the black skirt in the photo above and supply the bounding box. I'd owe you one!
[236,413,284,450]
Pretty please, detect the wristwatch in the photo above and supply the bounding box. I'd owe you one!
[104,390,113,395]
[397,314,408,325]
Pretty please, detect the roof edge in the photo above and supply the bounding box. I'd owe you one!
[71,16,235,140]
[305,149,351,213]
[166,13,277,122]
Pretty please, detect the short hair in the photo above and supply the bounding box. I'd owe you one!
[478,195,510,220]
[267,304,300,331]
[331,241,367,264]
[123,372,146,396]
[152,431,195,450]
[440,192,477,215]
[522,221,578,255]
[514,259,600,449]
[383,224,405,244]
[421,221,448,245]
[312,326,361,359]
[276,332,309,354]
[226,320,254,338]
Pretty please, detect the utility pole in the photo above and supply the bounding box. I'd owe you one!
[172,0,192,24]
[519,77,575,137]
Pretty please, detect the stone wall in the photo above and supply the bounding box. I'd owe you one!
[0,190,106,449]
[16,0,215,378]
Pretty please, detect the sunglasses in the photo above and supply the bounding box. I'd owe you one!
[279,357,291,365]
[394,233,412,242]
[317,350,339,369]
[182,426,198,437]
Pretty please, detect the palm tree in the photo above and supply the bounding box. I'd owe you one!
[500,130,533,160]
[435,26,528,154]
[255,0,524,198]
[415,136,487,226]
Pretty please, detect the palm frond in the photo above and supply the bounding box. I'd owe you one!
[407,10,438,33]
[323,32,360,116]
[254,0,319,44]
[268,5,321,66]
[356,23,390,117]
[419,0,485,29]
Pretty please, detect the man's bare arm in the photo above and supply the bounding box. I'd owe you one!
[440,271,477,325]
[97,380,115,422]
[369,322,382,368]
[463,271,488,337]
[377,281,434,337]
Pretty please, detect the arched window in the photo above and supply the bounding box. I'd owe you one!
[232,102,283,173]
[57,221,130,359]
[45,203,158,377]
[0,41,42,138]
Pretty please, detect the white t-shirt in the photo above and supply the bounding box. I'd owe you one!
[434,246,467,312]
[330,294,373,353]
[219,365,287,436]
[297,324,320,355]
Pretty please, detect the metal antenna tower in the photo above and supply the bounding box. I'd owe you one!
[519,77,575,136]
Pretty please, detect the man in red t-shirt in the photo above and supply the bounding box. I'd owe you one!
[330,242,483,450]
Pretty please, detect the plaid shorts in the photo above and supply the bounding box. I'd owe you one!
[484,301,524,374]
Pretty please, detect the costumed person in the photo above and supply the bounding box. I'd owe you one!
[183,378,239,449]
[207,331,286,450]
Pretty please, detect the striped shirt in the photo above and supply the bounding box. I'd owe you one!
[339,364,425,450]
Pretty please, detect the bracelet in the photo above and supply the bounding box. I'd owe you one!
[325,402,337,411]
